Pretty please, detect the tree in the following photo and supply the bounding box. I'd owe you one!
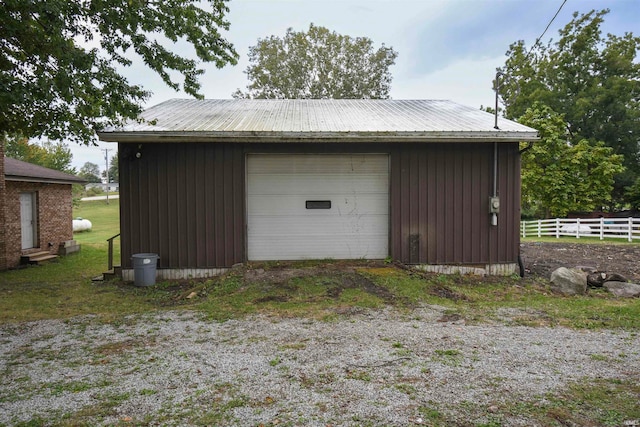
[233,24,398,99]
[5,135,75,173]
[108,152,119,183]
[78,162,101,183]
[1,0,238,145]
[518,104,624,218]
[497,9,640,208]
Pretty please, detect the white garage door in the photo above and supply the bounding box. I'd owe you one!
[247,153,389,260]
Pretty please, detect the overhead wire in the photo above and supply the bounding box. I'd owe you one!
[494,0,569,124]
[524,0,568,61]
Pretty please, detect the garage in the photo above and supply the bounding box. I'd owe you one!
[103,99,540,279]
[247,153,389,260]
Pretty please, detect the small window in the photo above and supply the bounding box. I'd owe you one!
[306,200,331,209]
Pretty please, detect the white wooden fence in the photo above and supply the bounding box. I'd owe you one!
[521,217,640,242]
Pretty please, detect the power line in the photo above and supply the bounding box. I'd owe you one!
[494,0,569,129]
[524,0,568,61]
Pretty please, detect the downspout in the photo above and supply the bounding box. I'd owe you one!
[517,140,533,278]
[519,141,534,154]
[489,72,501,275]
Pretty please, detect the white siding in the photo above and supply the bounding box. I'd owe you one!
[247,154,389,260]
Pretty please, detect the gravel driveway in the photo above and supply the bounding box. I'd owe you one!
[2,308,639,426]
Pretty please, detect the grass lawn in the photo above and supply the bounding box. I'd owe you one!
[73,199,120,244]
[0,199,131,322]
[0,199,638,328]
[0,197,637,328]
[521,235,639,244]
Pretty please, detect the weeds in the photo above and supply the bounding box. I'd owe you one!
[432,349,463,366]
[345,369,371,381]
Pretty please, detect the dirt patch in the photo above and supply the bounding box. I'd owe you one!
[521,241,640,282]
[429,285,469,301]
[233,242,640,301]
[337,273,398,304]
[254,295,291,303]
[243,263,400,305]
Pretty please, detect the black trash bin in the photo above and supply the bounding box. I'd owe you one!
[131,253,159,286]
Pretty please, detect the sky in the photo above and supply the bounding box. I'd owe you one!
[70,0,640,171]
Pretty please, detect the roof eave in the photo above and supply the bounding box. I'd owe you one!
[5,176,86,185]
[97,130,540,144]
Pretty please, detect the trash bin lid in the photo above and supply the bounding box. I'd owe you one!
[131,253,159,261]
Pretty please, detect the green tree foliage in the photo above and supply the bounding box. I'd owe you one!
[519,104,624,218]
[108,152,119,183]
[1,0,238,145]
[498,9,640,208]
[625,179,640,211]
[78,162,101,183]
[5,135,75,173]
[233,24,398,99]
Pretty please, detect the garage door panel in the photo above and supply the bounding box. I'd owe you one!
[247,154,389,260]
[248,174,388,195]
[249,154,388,174]
[247,194,388,216]
[249,235,389,260]
[248,215,389,236]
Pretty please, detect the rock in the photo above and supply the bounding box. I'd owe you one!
[586,271,628,288]
[550,267,588,296]
[577,265,597,274]
[603,281,640,298]
[604,272,628,283]
[587,272,607,288]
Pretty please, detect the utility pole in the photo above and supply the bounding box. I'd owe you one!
[104,148,111,205]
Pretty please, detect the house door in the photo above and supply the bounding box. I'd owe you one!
[20,192,37,250]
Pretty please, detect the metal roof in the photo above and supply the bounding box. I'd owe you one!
[98,99,539,143]
[4,157,86,185]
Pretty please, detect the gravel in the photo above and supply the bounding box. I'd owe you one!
[1,307,639,426]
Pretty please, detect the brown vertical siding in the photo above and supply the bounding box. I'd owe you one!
[119,141,519,269]
[390,142,520,265]
[499,143,522,262]
[119,142,245,269]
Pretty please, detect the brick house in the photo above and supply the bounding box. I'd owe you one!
[0,154,85,269]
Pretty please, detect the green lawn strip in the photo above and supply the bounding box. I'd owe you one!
[0,277,158,324]
[1,199,639,328]
[2,257,640,327]
[360,268,640,329]
[451,280,640,329]
[521,235,638,245]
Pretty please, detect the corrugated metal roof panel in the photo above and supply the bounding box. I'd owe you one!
[99,99,539,142]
